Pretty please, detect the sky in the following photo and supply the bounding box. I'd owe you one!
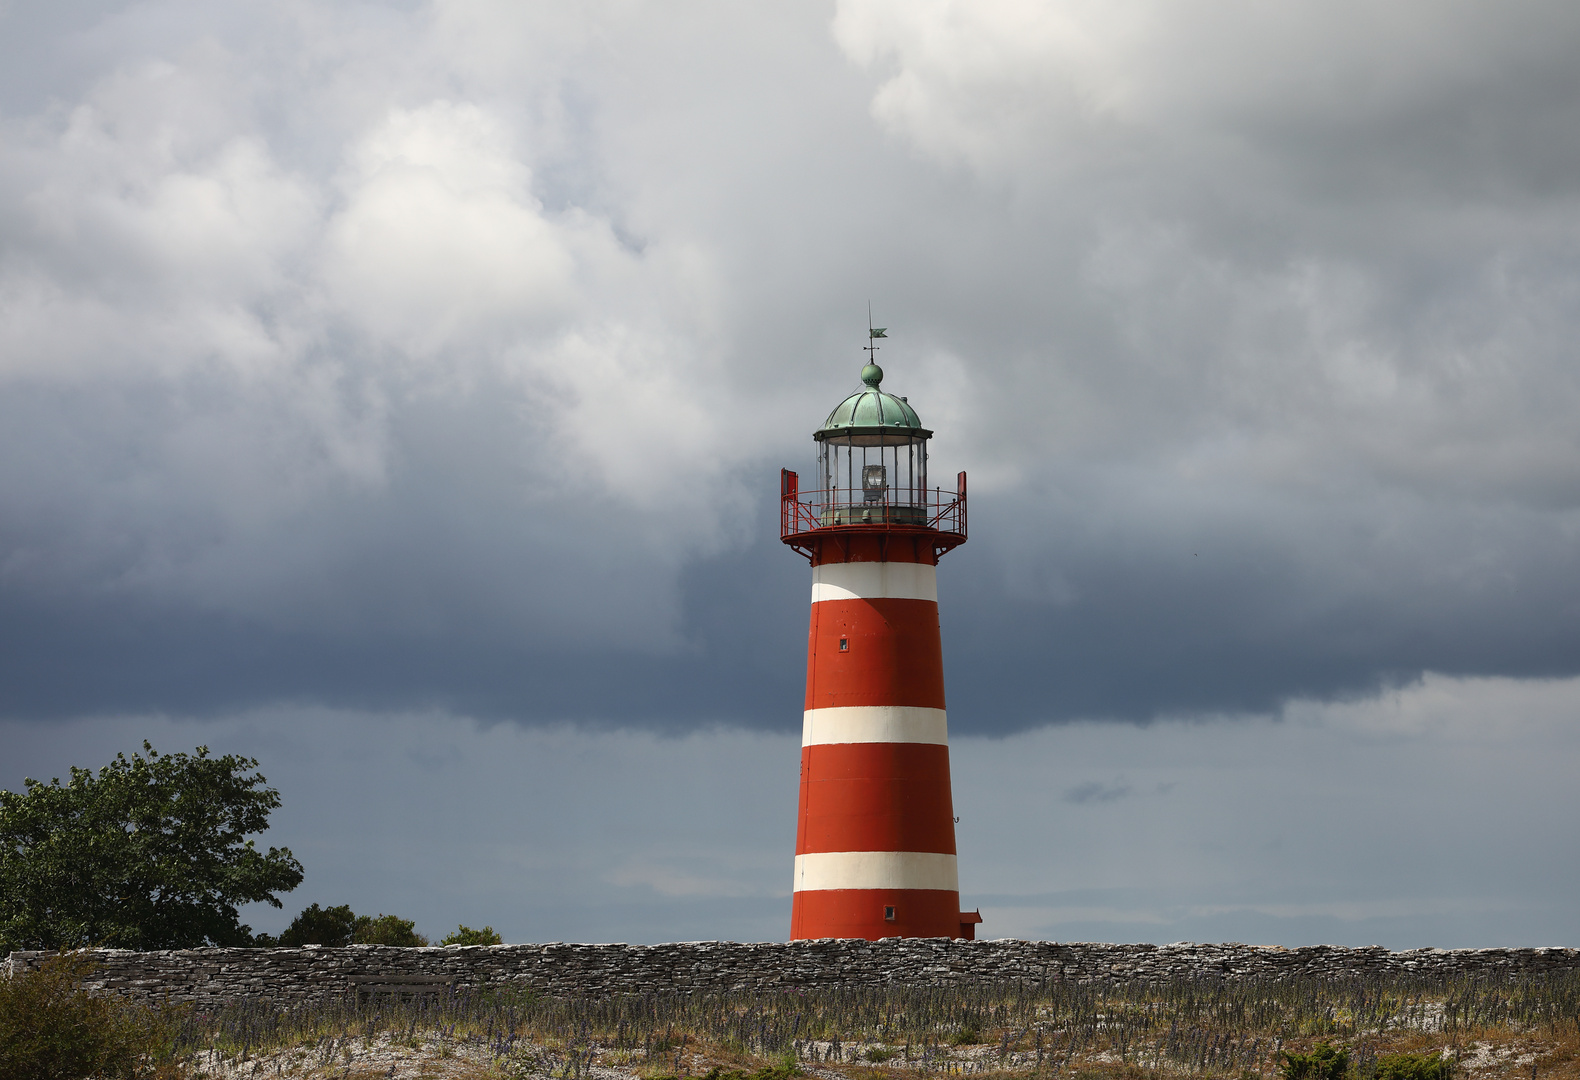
[2,0,1579,949]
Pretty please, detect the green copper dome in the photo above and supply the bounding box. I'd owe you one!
[815,363,930,442]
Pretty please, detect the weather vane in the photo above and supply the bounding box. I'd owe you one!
[865,300,886,363]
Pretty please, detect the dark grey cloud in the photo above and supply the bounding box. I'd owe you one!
[1063,779,1132,805]
[0,498,808,726]
[13,477,1579,732]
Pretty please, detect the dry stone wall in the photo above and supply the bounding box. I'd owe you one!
[5,941,1579,1008]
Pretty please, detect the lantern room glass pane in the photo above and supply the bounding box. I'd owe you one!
[817,432,929,525]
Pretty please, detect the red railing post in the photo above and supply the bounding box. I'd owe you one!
[781,469,799,537]
[957,471,967,539]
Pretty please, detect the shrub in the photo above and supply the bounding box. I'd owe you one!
[1281,1042,1349,1080]
[277,903,357,946]
[442,924,503,946]
[353,913,428,947]
[671,1062,801,1080]
[1375,1053,1454,1080]
[0,951,175,1080]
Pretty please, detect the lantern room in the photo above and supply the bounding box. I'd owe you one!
[815,362,931,526]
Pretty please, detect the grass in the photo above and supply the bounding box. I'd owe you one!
[17,967,1580,1079]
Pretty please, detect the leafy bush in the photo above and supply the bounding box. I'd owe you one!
[0,743,302,951]
[353,913,428,946]
[269,905,428,947]
[277,903,357,946]
[1375,1052,1454,1080]
[442,924,503,946]
[0,951,175,1080]
[1281,1042,1350,1080]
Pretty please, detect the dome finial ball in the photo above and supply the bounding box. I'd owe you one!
[860,363,883,388]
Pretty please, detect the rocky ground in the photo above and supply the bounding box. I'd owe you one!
[179,1031,1577,1080]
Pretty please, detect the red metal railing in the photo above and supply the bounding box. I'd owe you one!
[781,469,967,542]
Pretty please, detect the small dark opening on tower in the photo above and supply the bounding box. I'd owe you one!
[839,637,849,652]
[884,905,896,921]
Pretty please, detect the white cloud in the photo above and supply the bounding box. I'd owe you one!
[0,19,752,641]
[832,0,1580,179]
[323,101,579,354]
[1290,672,1580,742]
[832,0,1142,173]
[832,0,1580,509]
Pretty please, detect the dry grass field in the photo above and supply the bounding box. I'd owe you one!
[164,971,1580,1080]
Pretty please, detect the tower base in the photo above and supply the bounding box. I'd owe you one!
[791,888,963,940]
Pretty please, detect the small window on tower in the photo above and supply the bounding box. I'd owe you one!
[839,636,849,652]
[884,906,897,921]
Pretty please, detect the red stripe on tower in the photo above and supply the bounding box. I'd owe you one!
[780,349,978,941]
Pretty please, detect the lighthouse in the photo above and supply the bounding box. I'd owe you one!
[780,339,980,941]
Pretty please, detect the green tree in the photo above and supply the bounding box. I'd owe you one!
[275,903,358,946]
[269,905,428,947]
[0,742,303,952]
[441,924,503,946]
[353,913,428,946]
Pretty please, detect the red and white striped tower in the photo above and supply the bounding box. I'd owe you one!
[780,347,980,941]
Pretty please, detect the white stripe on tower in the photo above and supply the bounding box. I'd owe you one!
[793,851,960,893]
[810,561,938,604]
[802,706,949,746]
